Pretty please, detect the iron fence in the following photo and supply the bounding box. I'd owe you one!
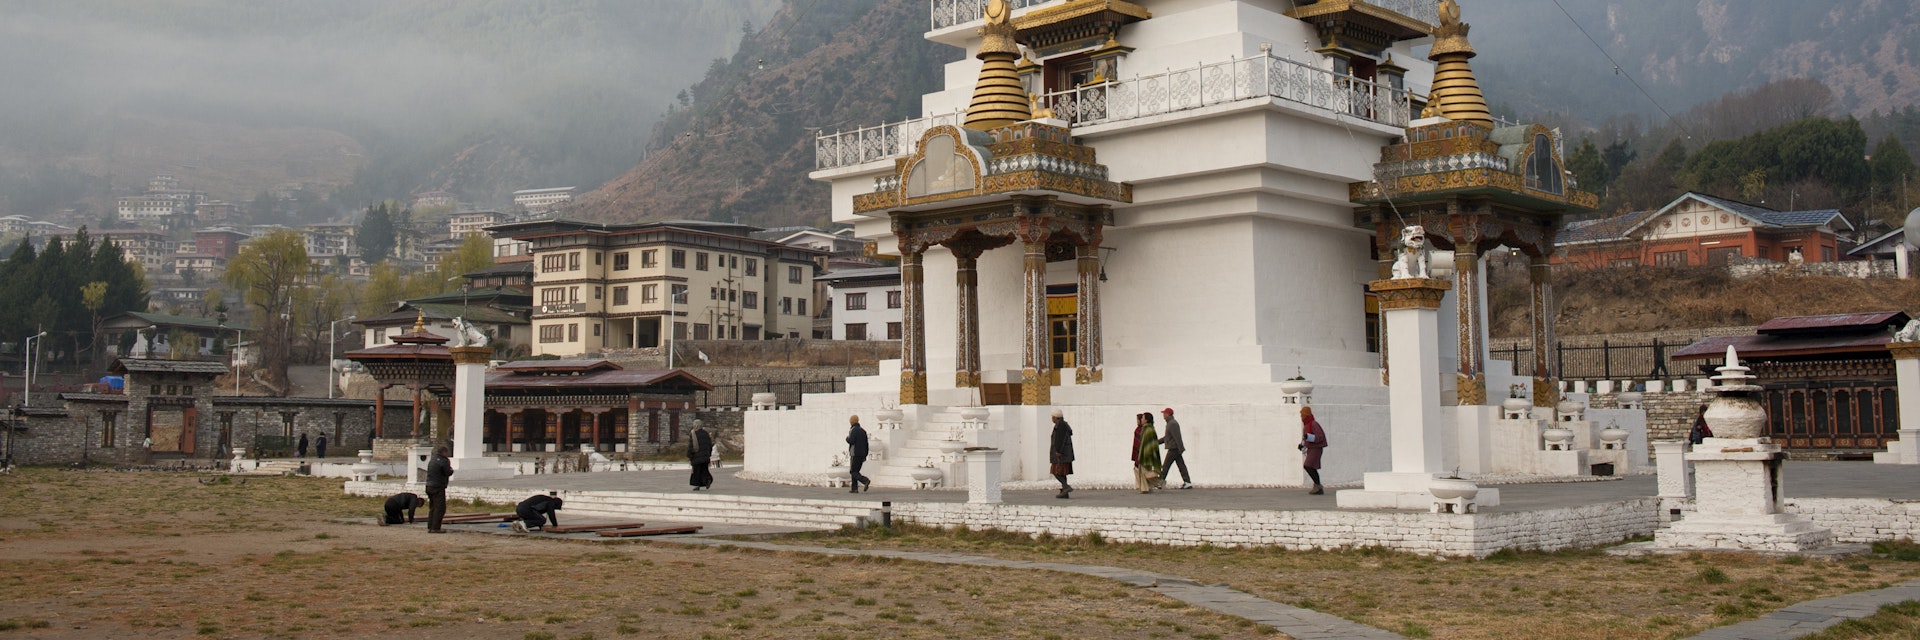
[697,378,847,408]
[1494,339,1706,381]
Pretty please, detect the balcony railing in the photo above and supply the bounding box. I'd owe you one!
[1039,53,1418,130]
[930,0,1051,30]
[814,111,964,171]
[1361,0,1440,26]
[814,53,1421,171]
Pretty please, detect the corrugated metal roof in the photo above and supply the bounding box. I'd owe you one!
[114,359,231,374]
[495,359,620,372]
[486,368,712,391]
[1755,311,1906,334]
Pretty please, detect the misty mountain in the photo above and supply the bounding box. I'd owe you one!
[0,0,780,218]
[579,0,1919,230]
[1465,0,1920,127]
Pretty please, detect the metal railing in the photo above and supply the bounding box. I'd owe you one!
[930,0,1051,30]
[1039,53,1417,129]
[814,53,1420,171]
[1495,339,1704,381]
[814,111,964,170]
[697,378,847,408]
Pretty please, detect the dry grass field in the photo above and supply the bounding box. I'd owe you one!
[786,524,1920,640]
[0,469,1271,639]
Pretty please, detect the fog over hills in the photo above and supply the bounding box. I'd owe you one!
[0,0,780,218]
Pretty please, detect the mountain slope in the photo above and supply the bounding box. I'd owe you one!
[573,0,953,227]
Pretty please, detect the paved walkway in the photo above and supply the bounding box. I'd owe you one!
[1684,578,1920,639]
[660,536,1403,640]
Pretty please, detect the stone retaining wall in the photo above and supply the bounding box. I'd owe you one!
[892,498,1663,558]
[1786,498,1920,543]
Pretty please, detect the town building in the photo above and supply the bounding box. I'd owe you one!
[194,228,251,260]
[486,219,826,357]
[1556,192,1853,268]
[357,284,533,356]
[818,266,903,341]
[448,210,503,237]
[93,228,174,272]
[412,190,457,209]
[512,187,576,213]
[301,222,357,262]
[170,253,224,277]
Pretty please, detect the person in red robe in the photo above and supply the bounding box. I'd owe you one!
[1299,407,1329,495]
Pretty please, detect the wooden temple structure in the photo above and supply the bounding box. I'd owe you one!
[1675,311,1906,456]
[344,313,710,455]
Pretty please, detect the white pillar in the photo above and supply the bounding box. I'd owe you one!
[966,448,1003,504]
[1385,287,1446,474]
[1652,440,1691,498]
[1876,344,1920,464]
[1897,243,1910,280]
[451,358,486,460]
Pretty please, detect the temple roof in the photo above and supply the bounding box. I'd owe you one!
[1674,311,1908,361]
[486,366,712,393]
[112,359,230,375]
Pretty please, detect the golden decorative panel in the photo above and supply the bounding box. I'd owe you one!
[1888,342,1920,361]
[1368,277,1451,310]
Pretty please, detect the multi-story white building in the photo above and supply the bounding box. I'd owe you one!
[488,219,826,357]
[302,222,356,261]
[116,196,188,222]
[512,187,575,213]
[448,210,503,237]
[818,266,903,341]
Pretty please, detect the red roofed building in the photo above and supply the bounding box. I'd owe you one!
[1555,192,1853,269]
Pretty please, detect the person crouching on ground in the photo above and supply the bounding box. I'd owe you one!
[512,493,564,532]
[380,492,425,526]
[1300,407,1329,495]
[1049,409,1074,499]
[1132,412,1165,493]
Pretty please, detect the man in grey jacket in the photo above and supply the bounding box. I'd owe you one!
[425,447,454,533]
[1161,408,1191,489]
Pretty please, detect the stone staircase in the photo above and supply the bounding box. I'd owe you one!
[867,409,975,490]
[561,491,883,529]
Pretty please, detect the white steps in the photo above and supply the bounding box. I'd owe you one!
[563,491,882,529]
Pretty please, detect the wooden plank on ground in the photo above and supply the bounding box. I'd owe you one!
[541,522,648,534]
[440,513,516,523]
[595,525,703,538]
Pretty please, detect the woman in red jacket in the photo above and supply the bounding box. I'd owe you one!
[1299,407,1329,495]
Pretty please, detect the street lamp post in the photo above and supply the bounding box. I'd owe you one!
[329,316,356,399]
[23,331,47,407]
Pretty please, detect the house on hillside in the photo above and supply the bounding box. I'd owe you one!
[1555,192,1853,268]
[817,266,902,341]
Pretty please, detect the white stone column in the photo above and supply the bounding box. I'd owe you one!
[1652,440,1691,498]
[1340,278,1500,510]
[1876,342,1920,464]
[966,448,1003,504]
[1897,243,1910,279]
[447,346,516,479]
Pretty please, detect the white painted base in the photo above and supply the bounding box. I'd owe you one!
[450,456,518,480]
[1874,430,1920,464]
[1335,472,1501,510]
[1656,514,1833,552]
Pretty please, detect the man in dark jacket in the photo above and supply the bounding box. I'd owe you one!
[512,493,564,532]
[315,434,328,459]
[688,420,715,491]
[425,447,453,533]
[296,433,309,458]
[846,415,870,493]
[1049,409,1074,499]
[1161,407,1191,489]
[380,492,425,525]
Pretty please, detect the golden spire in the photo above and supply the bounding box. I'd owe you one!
[964,0,1031,131]
[413,310,427,334]
[1423,0,1492,127]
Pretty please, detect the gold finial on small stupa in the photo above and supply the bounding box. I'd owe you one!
[1424,0,1492,127]
[413,310,427,334]
[964,0,1031,130]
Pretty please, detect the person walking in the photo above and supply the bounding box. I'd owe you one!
[296,433,309,459]
[845,415,870,493]
[687,419,715,491]
[315,433,328,460]
[424,447,453,533]
[1048,409,1075,499]
[1300,407,1329,495]
[1160,407,1191,489]
[1131,412,1164,493]
[1688,405,1713,445]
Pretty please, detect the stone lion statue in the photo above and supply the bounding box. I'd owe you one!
[1894,318,1920,343]
[450,317,489,348]
[1390,225,1431,279]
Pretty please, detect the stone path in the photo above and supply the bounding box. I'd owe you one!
[1683,578,1920,639]
[658,536,1404,640]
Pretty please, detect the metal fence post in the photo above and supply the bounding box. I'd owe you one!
[1556,341,1565,382]
[1602,340,1611,380]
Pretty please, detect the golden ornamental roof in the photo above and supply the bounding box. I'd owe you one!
[965,0,1030,130]
[853,123,1130,214]
[1422,0,1490,126]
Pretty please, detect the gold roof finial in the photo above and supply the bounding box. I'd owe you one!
[413,310,427,334]
[964,0,1031,130]
[1424,0,1492,127]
